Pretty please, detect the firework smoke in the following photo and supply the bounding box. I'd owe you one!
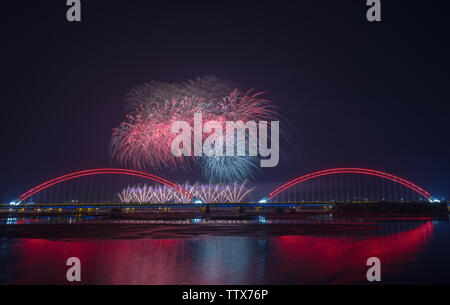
[125,75,238,110]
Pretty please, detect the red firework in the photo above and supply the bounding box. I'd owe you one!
[110,89,278,171]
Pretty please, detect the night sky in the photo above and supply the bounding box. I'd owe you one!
[1,1,449,202]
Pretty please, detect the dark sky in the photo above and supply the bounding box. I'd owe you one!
[1,0,449,202]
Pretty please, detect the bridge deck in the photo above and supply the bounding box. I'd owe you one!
[1,201,445,210]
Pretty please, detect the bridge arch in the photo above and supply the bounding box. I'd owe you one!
[16,168,194,204]
[268,168,432,202]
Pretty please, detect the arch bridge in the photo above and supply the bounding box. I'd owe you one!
[265,168,438,203]
[10,167,439,205]
[11,168,194,205]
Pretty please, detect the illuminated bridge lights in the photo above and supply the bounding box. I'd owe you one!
[17,168,194,204]
[14,167,438,206]
[268,168,433,202]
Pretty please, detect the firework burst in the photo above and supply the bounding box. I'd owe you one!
[117,182,254,203]
[111,76,281,182]
[111,96,205,170]
[200,155,260,183]
[221,181,255,202]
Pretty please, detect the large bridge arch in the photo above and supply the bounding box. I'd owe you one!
[268,168,432,202]
[15,168,194,204]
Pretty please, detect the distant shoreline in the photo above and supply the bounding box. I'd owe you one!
[1,202,448,220]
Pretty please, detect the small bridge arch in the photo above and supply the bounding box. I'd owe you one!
[14,168,194,204]
[267,168,432,202]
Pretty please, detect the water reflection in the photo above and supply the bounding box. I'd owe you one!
[268,221,433,284]
[0,220,446,284]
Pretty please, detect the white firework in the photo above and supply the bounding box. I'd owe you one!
[194,183,225,203]
[222,181,255,202]
[132,184,155,203]
[117,181,255,203]
[117,186,135,203]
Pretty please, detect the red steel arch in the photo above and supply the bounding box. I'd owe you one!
[18,168,194,202]
[268,168,431,200]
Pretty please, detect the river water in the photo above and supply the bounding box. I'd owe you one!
[1,215,449,284]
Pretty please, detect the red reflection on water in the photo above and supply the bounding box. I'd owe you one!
[7,238,192,284]
[3,222,434,284]
[269,221,434,284]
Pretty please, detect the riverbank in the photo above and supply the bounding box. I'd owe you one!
[1,202,447,220]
